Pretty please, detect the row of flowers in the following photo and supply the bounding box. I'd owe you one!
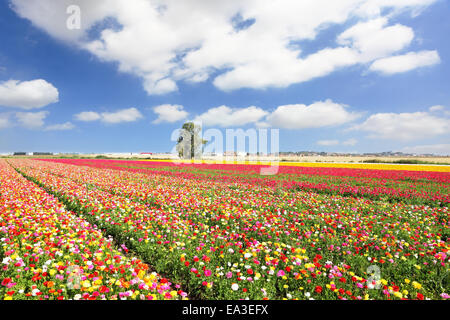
[0,160,186,300]
[9,159,449,300]
[40,159,449,206]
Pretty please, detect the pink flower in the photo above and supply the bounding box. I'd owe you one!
[204,269,212,277]
[277,270,285,277]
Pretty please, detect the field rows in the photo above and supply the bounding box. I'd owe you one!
[43,159,450,206]
[1,158,448,300]
[0,160,186,300]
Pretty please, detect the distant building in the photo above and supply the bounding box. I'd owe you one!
[13,152,27,156]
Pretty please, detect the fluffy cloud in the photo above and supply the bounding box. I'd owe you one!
[15,111,48,129]
[100,108,143,123]
[152,104,188,124]
[44,122,75,131]
[401,143,450,156]
[74,107,143,124]
[337,18,414,62]
[351,111,449,141]
[74,111,102,121]
[194,105,268,127]
[0,79,59,109]
[369,50,440,74]
[11,0,439,94]
[266,100,360,129]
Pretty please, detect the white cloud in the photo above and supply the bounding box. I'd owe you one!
[74,111,102,121]
[402,143,450,155]
[152,104,188,124]
[337,17,414,62]
[317,140,340,146]
[428,105,450,116]
[369,50,440,74]
[74,107,143,124]
[0,79,59,109]
[266,100,360,129]
[44,122,75,131]
[194,105,268,127]
[101,107,143,124]
[15,111,48,129]
[429,105,445,112]
[351,111,449,141]
[11,0,439,94]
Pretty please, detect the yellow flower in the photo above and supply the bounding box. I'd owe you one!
[412,281,422,290]
[404,279,410,284]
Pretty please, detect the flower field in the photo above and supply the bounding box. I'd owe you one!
[0,160,186,300]
[1,158,449,300]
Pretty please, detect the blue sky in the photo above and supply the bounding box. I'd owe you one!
[0,0,449,155]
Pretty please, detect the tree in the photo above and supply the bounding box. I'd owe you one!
[176,122,207,159]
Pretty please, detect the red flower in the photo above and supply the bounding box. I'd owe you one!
[315,286,323,294]
[99,286,109,293]
[247,269,253,275]
[417,293,424,300]
[1,278,12,286]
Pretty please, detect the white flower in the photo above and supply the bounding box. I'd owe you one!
[231,283,239,291]
[74,294,81,300]
[2,257,11,264]
[228,249,234,254]
[244,253,252,259]
[305,292,311,297]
